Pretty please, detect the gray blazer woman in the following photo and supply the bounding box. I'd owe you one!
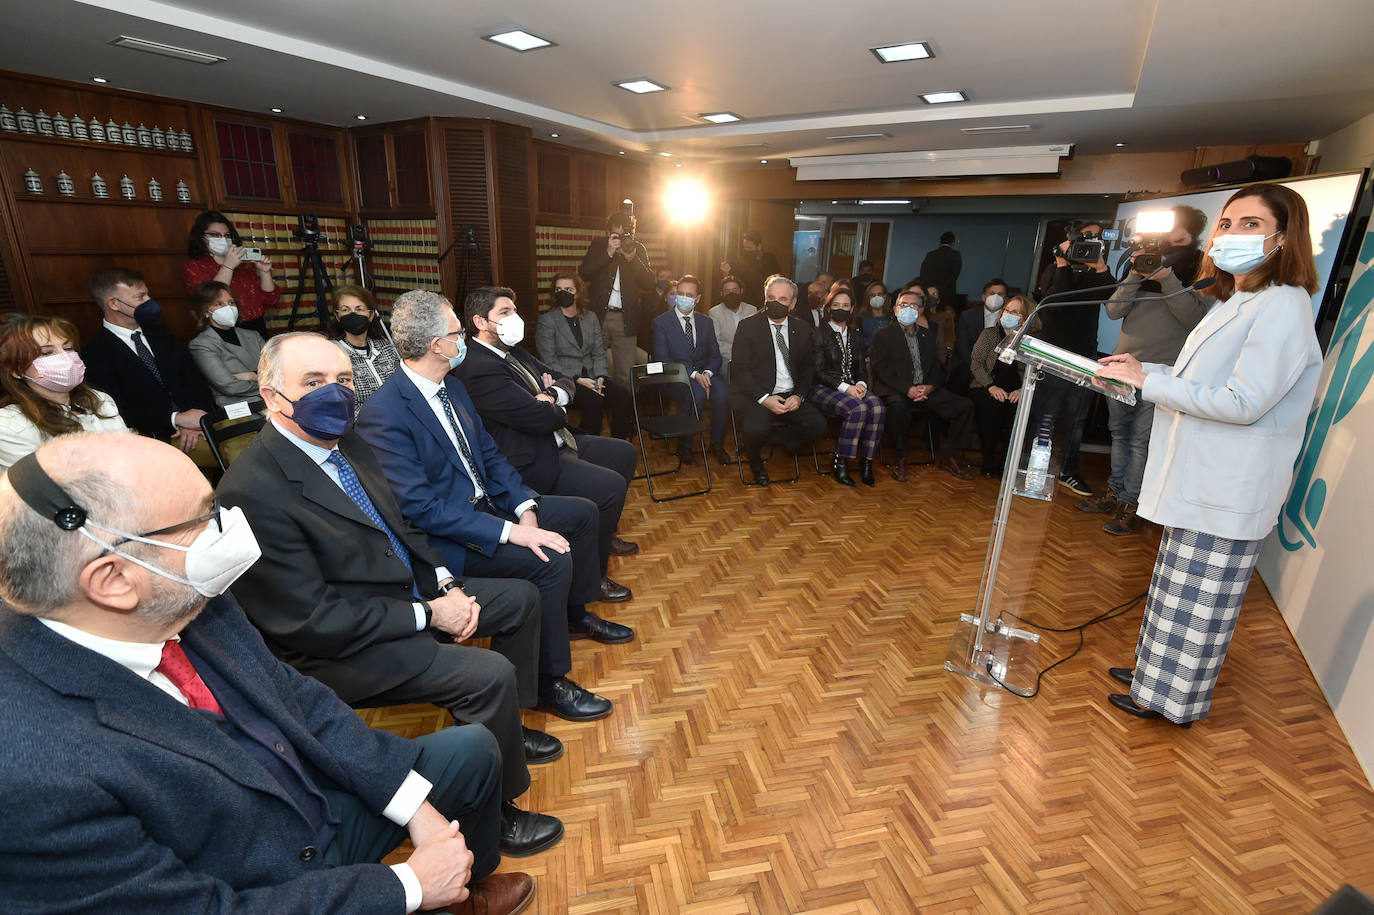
[535,306,609,380]
[188,326,266,406]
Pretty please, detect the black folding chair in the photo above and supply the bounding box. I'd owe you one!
[200,398,267,471]
[630,362,711,502]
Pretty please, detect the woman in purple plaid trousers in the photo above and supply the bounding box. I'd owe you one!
[809,289,887,487]
[1096,183,1323,727]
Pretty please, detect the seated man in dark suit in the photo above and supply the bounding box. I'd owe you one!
[871,288,975,482]
[356,291,624,724]
[219,331,563,859]
[0,432,533,914]
[81,266,216,467]
[728,274,826,485]
[458,285,639,607]
[650,274,733,466]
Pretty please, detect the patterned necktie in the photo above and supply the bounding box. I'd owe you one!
[684,315,695,347]
[434,386,490,497]
[772,322,790,363]
[157,640,222,715]
[131,331,164,385]
[504,352,577,451]
[325,451,412,574]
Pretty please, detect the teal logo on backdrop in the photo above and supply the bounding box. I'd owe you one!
[1279,226,1374,552]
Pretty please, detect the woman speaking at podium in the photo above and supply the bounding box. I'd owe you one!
[1095,183,1322,728]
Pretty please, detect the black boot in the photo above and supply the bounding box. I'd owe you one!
[859,457,876,486]
[832,453,855,486]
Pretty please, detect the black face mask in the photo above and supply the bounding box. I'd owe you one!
[722,292,743,308]
[338,313,372,336]
[553,288,577,310]
[765,300,790,321]
[827,308,852,325]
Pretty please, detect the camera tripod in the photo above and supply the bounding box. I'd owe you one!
[438,225,489,305]
[286,240,336,329]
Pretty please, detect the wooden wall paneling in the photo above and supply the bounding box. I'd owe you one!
[491,123,536,319]
[0,140,33,312]
[535,143,571,219]
[436,120,494,305]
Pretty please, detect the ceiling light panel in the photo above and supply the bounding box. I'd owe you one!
[826,132,891,141]
[109,36,226,65]
[483,30,555,52]
[922,91,967,104]
[961,124,1032,135]
[871,42,933,63]
[617,79,668,94]
[700,112,741,124]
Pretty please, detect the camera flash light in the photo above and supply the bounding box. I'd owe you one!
[1136,210,1176,234]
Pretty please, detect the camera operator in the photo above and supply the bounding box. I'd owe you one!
[719,231,780,305]
[579,210,654,389]
[1079,206,1208,534]
[1033,221,1115,498]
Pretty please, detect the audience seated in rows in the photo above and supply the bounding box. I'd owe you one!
[218,332,563,859]
[187,280,266,406]
[0,314,126,471]
[353,291,626,721]
[810,287,886,487]
[328,284,401,416]
[652,274,734,466]
[534,271,634,438]
[968,294,1030,479]
[708,274,756,381]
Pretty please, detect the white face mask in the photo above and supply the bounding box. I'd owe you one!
[206,236,231,257]
[869,295,886,310]
[984,293,1004,312]
[80,505,262,597]
[211,304,238,327]
[495,313,525,347]
[1209,231,1280,275]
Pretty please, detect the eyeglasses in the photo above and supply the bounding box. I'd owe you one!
[204,232,232,240]
[111,499,221,546]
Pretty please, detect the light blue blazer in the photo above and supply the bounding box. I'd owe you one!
[1138,281,1322,541]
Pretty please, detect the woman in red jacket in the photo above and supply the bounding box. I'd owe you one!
[182,210,279,336]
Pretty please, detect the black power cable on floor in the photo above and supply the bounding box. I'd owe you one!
[983,591,1148,698]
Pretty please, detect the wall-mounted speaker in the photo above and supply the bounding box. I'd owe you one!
[1180,155,1293,188]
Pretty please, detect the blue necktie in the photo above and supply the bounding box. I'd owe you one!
[325,451,412,575]
[434,386,490,498]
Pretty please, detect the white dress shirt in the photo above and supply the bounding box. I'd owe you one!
[399,362,534,540]
[708,301,757,368]
[38,617,433,912]
[607,263,623,311]
[271,418,451,630]
[103,319,180,430]
[766,317,794,398]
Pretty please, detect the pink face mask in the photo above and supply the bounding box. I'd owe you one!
[28,350,86,392]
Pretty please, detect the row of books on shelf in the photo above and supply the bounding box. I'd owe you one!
[224,213,352,250]
[364,218,439,255]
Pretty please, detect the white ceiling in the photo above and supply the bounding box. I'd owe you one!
[1,0,1372,168]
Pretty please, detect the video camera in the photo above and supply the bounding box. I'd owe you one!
[1062,228,1114,265]
[348,223,371,254]
[611,198,636,248]
[292,213,327,246]
[1119,210,1176,275]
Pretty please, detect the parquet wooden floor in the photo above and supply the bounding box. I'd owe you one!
[362,449,1374,914]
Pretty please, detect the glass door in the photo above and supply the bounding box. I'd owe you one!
[825,219,892,281]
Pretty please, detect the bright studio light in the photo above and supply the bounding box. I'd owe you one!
[663,178,709,224]
[1135,210,1176,233]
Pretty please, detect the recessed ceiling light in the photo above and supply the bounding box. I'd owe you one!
[659,152,673,157]
[482,29,555,52]
[675,162,683,168]
[549,133,559,138]
[700,112,741,124]
[826,132,890,141]
[618,150,626,155]
[109,35,226,65]
[859,199,911,205]
[871,41,933,63]
[760,159,768,164]
[616,78,668,94]
[1115,142,1127,147]
[831,200,838,204]
[270,107,283,113]
[355,114,367,120]
[91,76,108,84]
[921,91,966,104]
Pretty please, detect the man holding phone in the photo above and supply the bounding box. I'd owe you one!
[578,209,654,389]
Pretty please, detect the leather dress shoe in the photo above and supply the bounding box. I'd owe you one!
[610,536,640,556]
[598,577,632,603]
[499,801,564,857]
[677,446,700,466]
[569,611,635,644]
[749,459,770,485]
[709,444,737,465]
[890,458,909,483]
[522,726,563,764]
[1108,667,1134,686]
[859,458,876,486]
[446,872,535,915]
[939,457,974,480]
[1108,693,1191,728]
[538,676,613,721]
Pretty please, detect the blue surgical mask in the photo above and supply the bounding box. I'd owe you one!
[1000,312,1022,330]
[1209,231,1280,275]
[445,335,467,370]
[896,306,919,326]
[279,383,356,440]
[672,294,696,314]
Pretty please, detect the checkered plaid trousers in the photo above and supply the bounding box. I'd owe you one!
[1129,527,1263,723]
[809,385,887,460]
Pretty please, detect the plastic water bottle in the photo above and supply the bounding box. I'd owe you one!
[1025,418,1053,493]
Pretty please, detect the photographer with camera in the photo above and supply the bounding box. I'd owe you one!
[579,209,654,389]
[1078,206,1208,534]
[182,210,279,337]
[1031,221,1116,497]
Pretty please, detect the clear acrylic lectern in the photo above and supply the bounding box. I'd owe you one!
[943,334,1137,695]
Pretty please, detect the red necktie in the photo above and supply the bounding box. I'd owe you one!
[156,640,223,716]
